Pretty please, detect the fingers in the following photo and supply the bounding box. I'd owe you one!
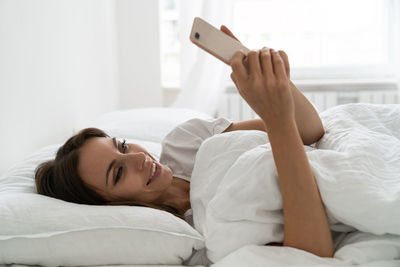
[247,50,262,79]
[278,50,290,79]
[230,50,247,84]
[260,47,274,79]
[231,47,289,90]
[220,25,241,42]
[271,49,287,80]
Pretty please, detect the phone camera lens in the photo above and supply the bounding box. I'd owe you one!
[195,32,200,39]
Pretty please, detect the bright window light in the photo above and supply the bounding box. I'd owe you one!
[160,0,393,88]
[233,0,388,68]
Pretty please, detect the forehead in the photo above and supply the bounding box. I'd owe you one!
[78,137,114,189]
[80,137,113,162]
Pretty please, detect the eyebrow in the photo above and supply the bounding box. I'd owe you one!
[105,137,118,187]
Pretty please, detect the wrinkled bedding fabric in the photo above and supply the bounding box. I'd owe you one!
[212,231,400,267]
[190,103,400,264]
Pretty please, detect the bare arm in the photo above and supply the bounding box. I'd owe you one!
[224,116,334,256]
[267,118,334,257]
[223,80,325,146]
[289,80,325,145]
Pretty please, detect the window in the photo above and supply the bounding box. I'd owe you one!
[232,0,395,80]
[160,0,397,88]
[159,0,180,88]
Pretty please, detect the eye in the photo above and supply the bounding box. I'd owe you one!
[121,139,128,153]
[114,167,122,185]
[114,139,127,185]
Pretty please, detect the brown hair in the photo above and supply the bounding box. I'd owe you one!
[34,127,184,220]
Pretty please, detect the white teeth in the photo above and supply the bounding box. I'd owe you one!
[147,162,157,186]
[151,163,156,178]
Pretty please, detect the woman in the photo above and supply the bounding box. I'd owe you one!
[35,26,334,258]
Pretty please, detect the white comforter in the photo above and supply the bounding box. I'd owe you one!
[211,231,400,267]
[190,103,400,265]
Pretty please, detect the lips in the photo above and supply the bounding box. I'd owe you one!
[147,161,155,185]
[147,161,161,186]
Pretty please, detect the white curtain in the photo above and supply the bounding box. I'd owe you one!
[171,0,234,117]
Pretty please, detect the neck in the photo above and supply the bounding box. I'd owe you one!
[159,178,190,214]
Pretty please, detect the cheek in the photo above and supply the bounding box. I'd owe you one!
[164,165,174,181]
[128,175,145,189]
[118,174,145,195]
[166,165,173,176]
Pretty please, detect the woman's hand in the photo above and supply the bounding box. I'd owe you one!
[221,25,295,126]
[221,25,290,78]
[229,47,295,127]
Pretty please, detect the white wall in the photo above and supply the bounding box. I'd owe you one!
[116,0,162,109]
[0,0,162,175]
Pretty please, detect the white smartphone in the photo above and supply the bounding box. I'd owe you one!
[190,17,250,65]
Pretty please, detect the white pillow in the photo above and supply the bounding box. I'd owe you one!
[0,108,209,266]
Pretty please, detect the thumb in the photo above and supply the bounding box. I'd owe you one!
[220,25,241,43]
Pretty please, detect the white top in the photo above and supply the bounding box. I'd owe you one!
[159,117,233,266]
[160,117,233,183]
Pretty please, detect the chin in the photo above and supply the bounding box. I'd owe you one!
[166,166,173,179]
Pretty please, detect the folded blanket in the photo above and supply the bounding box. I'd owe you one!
[190,103,400,263]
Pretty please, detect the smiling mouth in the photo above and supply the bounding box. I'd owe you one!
[146,161,157,185]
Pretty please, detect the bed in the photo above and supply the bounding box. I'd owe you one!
[1,104,399,267]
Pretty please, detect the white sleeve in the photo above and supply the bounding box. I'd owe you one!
[159,118,233,181]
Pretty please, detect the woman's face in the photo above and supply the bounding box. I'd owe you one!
[78,137,173,203]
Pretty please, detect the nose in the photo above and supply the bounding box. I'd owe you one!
[125,151,148,170]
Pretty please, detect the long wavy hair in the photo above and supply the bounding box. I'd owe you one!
[34,127,183,219]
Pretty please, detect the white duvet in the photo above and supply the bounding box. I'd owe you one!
[190,103,400,265]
